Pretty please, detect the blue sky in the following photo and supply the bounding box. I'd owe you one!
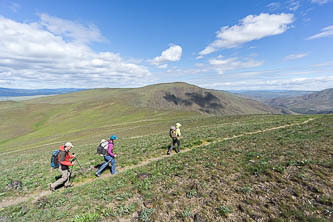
[0,0,332,90]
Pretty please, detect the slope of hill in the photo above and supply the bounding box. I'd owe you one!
[267,88,333,114]
[132,82,278,115]
[0,114,331,221]
[0,82,278,152]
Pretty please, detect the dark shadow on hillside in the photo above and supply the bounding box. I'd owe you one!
[163,92,223,112]
[185,92,223,109]
[163,93,192,106]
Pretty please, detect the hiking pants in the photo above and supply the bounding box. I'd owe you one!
[51,167,71,189]
[96,155,116,176]
[168,138,180,153]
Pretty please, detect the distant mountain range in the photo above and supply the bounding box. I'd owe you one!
[230,90,316,102]
[0,87,85,97]
[266,88,333,114]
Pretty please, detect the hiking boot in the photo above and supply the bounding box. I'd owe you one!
[64,183,73,188]
[95,173,100,177]
[49,184,55,192]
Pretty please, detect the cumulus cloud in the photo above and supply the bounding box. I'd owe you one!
[198,13,294,58]
[0,15,151,88]
[150,45,182,66]
[208,56,263,74]
[284,53,308,60]
[311,0,329,5]
[307,25,333,40]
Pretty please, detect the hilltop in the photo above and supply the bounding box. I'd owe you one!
[267,88,333,114]
[130,82,278,114]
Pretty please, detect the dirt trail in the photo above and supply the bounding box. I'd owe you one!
[0,118,314,209]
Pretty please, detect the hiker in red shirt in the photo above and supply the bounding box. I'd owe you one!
[49,142,76,191]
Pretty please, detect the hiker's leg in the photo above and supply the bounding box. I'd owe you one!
[51,168,69,189]
[110,157,117,174]
[64,170,71,186]
[96,156,110,176]
[176,139,181,153]
[167,139,176,154]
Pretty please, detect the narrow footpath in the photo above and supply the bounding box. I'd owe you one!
[0,118,314,209]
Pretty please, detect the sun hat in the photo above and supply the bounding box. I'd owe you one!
[64,142,74,147]
[110,135,118,140]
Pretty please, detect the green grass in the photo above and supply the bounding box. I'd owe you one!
[0,114,309,201]
[0,82,279,151]
[0,114,331,221]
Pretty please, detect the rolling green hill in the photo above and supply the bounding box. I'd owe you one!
[0,82,331,221]
[0,82,278,152]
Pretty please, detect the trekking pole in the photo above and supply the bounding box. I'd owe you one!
[75,157,84,171]
[72,153,84,174]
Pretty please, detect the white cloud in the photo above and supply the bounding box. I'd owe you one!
[267,2,280,11]
[307,25,333,40]
[199,76,333,90]
[195,63,205,67]
[198,13,294,58]
[158,64,168,69]
[284,53,308,60]
[311,0,329,5]
[288,0,301,11]
[39,14,106,44]
[0,15,151,88]
[151,45,182,65]
[209,56,263,74]
[8,2,20,12]
[311,60,333,67]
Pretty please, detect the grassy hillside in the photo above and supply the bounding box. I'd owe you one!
[0,114,332,221]
[0,82,277,152]
[267,88,333,114]
[138,82,277,114]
